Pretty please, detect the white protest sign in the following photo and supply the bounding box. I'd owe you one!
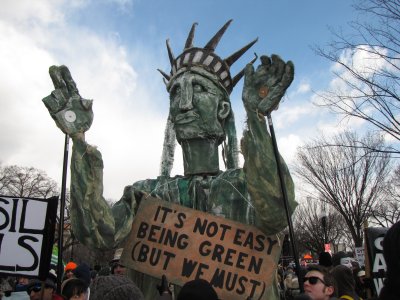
[0,196,58,278]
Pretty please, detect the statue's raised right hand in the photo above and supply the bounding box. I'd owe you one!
[43,65,93,137]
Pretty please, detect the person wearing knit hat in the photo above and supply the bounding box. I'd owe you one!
[72,262,91,287]
[379,221,400,300]
[90,275,144,300]
[64,262,78,280]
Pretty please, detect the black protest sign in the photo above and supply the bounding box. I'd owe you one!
[0,195,58,279]
[121,197,281,300]
[365,227,388,297]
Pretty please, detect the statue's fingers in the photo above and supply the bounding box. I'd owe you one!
[281,61,295,88]
[49,66,67,90]
[271,54,285,79]
[256,55,271,74]
[260,55,271,68]
[244,63,255,87]
[60,65,79,96]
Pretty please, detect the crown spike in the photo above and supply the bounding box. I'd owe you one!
[231,53,258,87]
[204,19,233,51]
[166,39,175,66]
[157,69,171,81]
[184,22,198,50]
[224,38,258,67]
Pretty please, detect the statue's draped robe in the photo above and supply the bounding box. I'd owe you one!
[69,112,297,300]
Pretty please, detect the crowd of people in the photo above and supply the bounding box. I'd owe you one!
[0,220,399,299]
[276,220,400,300]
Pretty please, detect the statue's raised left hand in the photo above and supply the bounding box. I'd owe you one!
[43,65,93,137]
[242,54,294,116]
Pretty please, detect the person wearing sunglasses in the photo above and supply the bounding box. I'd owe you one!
[26,279,63,300]
[303,265,338,300]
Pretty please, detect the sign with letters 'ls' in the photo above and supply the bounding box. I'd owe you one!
[121,197,282,300]
[0,195,58,279]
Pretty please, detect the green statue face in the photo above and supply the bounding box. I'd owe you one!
[169,70,231,144]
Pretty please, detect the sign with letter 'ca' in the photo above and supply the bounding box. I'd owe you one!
[0,195,58,280]
[121,196,281,300]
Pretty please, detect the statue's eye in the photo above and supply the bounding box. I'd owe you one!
[193,84,204,92]
[173,86,181,95]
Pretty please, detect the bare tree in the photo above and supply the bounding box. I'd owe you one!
[0,164,58,198]
[293,197,344,255]
[314,0,400,154]
[370,164,400,226]
[294,131,392,247]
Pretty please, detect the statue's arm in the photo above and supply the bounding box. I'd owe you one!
[241,55,297,235]
[43,66,135,249]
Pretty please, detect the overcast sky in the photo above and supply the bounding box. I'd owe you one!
[1,0,373,201]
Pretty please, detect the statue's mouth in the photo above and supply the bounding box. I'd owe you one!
[174,111,199,124]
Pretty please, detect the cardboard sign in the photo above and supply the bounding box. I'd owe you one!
[0,195,58,279]
[365,227,388,297]
[121,197,281,300]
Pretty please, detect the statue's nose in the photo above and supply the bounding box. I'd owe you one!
[179,79,193,111]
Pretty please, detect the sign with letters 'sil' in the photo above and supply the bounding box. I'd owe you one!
[121,197,281,300]
[0,195,58,279]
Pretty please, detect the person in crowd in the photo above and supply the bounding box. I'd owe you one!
[26,277,63,300]
[303,265,337,300]
[64,262,77,281]
[90,275,144,300]
[331,252,348,267]
[109,249,126,276]
[318,252,333,269]
[61,278,88,300]
[331,264,361,300]
[379,221,400,300]
[354,269,367,300]
[284,266,300,299]
[71,263,91,289]
[14,277,30,293]
[176,279,218,300]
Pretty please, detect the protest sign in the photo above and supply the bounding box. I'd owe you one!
[365,227,388,297]
[0,195,58,279]
[355,247,365,267]
[121,197,281,300]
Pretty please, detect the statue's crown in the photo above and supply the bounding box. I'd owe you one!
[158,20,257,94]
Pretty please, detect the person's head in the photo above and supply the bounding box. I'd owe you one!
[72,262,91,287]
[177,279,218,300]
[331,251,347,267]
[110,248,126,275]
[304,265,336,300]
[27,279,56,300]
[65,262,78,279]
[330,264,356,298]
[318,252,333,268]
[90,275,144,300]
[61,278,88,300]
[111,262,126,276]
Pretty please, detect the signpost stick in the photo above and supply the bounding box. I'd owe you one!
[266,113,304,293]
[57,134,69,293]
